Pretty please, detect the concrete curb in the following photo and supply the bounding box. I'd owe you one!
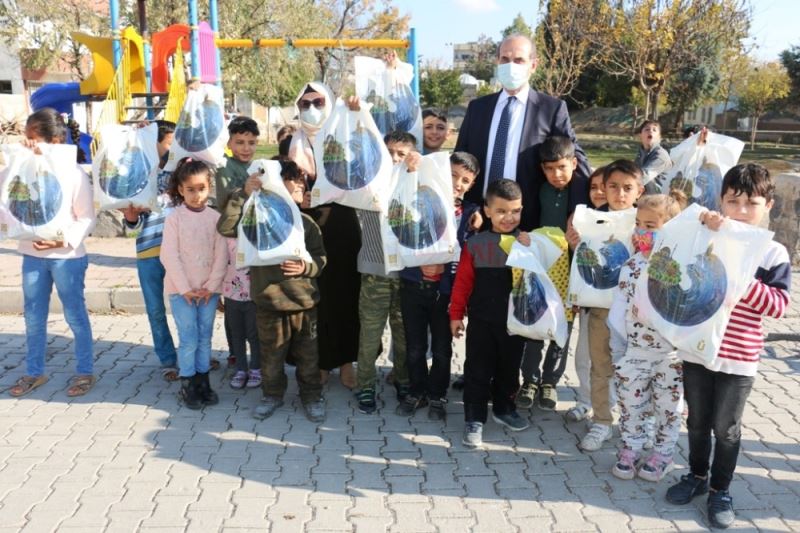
[0,287,146,314]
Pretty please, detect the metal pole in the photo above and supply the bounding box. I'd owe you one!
[137,0,155,118]
[110,0,121,69]
[209,0,222,86]
[408,28,419,102]
[188,0,201,81]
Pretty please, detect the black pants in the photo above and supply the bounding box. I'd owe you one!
[224,299,261,372]
[400,280,452,400]
[520,320,574,386]
[684,362,755,492]
[463,317,525,423]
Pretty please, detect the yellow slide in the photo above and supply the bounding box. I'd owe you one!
[73,27,147,95]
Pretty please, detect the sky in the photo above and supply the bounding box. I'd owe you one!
[392,0,797,67]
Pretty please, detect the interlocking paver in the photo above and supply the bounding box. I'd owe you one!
[0,244,798,530]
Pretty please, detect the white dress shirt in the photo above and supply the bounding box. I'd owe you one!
[483,84,529,195]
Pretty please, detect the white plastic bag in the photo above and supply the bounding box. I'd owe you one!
[310,99,392,211]
[506,241,569,346]
[92,123,160,211]
[382,152,459,271]
[631,203,772,365]
[662,131,744,211]
[236,160,311,268]
[567,205,636,308]
[354,56,422,150]
[0,144,80,241]
[166,83,228,170]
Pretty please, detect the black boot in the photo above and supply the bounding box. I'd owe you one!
[180,376,202,410]
[196,371,219,406]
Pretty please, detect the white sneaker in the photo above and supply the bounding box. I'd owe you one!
[566,403,592,422]
[579,423,612,451]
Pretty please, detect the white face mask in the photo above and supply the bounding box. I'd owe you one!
[496,62,531,91]
[300,106,325,126]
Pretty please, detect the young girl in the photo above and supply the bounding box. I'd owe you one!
[608,194,683,481]
[160,158,228,409]
[223,237,261,389]
[566,167,606,421]
[7,108,96,398]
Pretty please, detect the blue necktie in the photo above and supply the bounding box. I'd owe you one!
[488,96,515,182]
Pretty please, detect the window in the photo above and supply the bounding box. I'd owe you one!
[0,80,12,94]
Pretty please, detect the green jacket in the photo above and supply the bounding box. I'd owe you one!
[217,188,326,312]
[214,157,250,212]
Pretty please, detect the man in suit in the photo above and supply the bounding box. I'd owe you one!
[455,35,590,231]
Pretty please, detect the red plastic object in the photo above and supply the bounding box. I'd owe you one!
[151,24,191,93]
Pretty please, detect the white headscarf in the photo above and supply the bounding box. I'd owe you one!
[288,81,334,178]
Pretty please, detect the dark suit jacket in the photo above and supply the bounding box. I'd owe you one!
[455,89,591,231]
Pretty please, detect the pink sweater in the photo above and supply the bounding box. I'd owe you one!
[160,204,228,295]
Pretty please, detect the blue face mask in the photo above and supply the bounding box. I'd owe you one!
[495,62,531,91]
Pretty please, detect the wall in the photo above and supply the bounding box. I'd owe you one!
[769,173,800,266]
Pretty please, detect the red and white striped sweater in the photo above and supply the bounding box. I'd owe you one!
[707,241,792,376]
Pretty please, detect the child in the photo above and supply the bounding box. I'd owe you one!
[566,167,607,422]
[635,120,672,195]
[160,159,228,409]
[217,159,327,423]
[397,151,481,420]
[518,136,585,411]
[608,194,682,481]
[354,130,419,414]
[215,116,261,212]
[422,109,449,154]
[451,179,531,447]
[666,164,791,529]
[8,108,96,397]
[122,121,182,381]
[222,238,261,389]
[566,159,644,451]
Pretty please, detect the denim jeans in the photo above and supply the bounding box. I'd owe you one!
[399,280,452,400]
[169,294,219,377]
[23,254,93,377]
[137,256,177,367]
[684,361,755,491]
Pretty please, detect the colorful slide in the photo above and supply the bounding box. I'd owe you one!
[30,83,93,162]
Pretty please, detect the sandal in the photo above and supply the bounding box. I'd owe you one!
[246,369,262,388]
[161,367,179,382]
[9,375,49,397]
[66,375,96,397]
[230,370,247,389]
[210,358,221,371]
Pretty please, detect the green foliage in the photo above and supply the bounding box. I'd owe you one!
[420,69,463,111]
[502,13,534,40]
[780,44,800,100]
[735,60,791,148]
[463,34,497,82]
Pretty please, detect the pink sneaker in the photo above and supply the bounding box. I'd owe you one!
[612,448,640,480]
[638,452,673,482]
[246,369,262,388]
[230,371,247,389]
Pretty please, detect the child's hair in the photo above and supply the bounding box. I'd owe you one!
[538,136,575,163]
[278,135,293,159]
[638,119,661,133]
[26,107,87,163]
[228,116,260,137]
[637,194,681,221]
[721,163,774,202]
[603,159,643,184]
[384,130,417,147]
[450,151,480,176]
[485,178,522,204]
[156,120,176,142]
[168,158,213,205]
[668,188,689,210]
[276,124,296,143]
[280,160,302,181]
[422,108,448,123]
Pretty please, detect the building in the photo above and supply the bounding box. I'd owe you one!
[453,42,481,71]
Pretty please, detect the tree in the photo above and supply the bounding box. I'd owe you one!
[502,13,534,40]
[533,0,612,99]
[604,0,750,120]
[463,34,497,82]
[664,44,721,131]
[420,69,463,112]
[735,60,791,149]
[779,44,800,100]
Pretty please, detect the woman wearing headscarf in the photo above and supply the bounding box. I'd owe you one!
[290,82,361,389]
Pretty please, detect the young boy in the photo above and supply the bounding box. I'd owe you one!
[216,160,327,423]
[451,179,531,447]
[422,109,449,154]
[666,164,791,529]
[121,120,181,380]
[354,130,419,414]
[517,136,585,411]
[566,159,644,451]
[215,116,261,212]
[634,120,672,195]
[397,151,481,420]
